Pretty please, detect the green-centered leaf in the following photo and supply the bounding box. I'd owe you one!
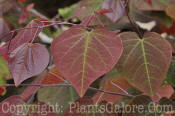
[51,25,123,97]
[116,32,172,96]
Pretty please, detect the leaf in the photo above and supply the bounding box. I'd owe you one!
[116,32,172,96]
[58,4,77,19]
[0,56,10,95]
[166,4,175,20]
[0,95,25,115]
[151,85,174,101]
[93,77,131,104]
[41,65,65,84]
[101,0,125,22]
[122,95,153,116]
[9,19,43,52]
[62,97,119,116]
[37,86,79,116]
[166,62,175,87]
[20,71,47,100]
[132,0,175,11]
[51,25,123,97]
[144,0,152,6]
[73,0,102,20]
[9,43,49,86]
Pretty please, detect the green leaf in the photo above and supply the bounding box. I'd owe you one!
[58,4,77,19]
[117,32,172,96]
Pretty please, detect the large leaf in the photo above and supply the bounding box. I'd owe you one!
[101,0,125,22]
[9,43,49,86]
[51,25,123,97]
[8,19,43,52]
[117,32,172,96]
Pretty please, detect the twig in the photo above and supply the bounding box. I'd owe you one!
[0,83,134,98]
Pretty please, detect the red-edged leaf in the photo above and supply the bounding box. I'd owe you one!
[151,85,174,101]
[9,19,43,52]
[9,43,49,86]
[93,77,131,104]
[101,0,125,22]
[117,32,172,96]
[51,25,123,97]
[0,95,25,115]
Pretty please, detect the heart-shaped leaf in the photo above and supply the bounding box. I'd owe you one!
[117,32,172,96]
[9,43,49,86]
[51,25,123,97]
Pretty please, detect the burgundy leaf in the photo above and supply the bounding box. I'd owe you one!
[9,43,49,86]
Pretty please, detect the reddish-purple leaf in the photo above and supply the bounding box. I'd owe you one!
[51,25,123,97]
[9,43,49,86]
[101,0,125,22]
[9,19,43,53]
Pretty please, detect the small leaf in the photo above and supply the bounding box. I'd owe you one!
[51,25,123,97]
[101,0,125,22]
[9,43,49,86]
[166,4,175,20]
[117,32,172,96]
[9,19,43,52]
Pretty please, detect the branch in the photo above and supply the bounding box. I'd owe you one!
[0,83,134,98]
